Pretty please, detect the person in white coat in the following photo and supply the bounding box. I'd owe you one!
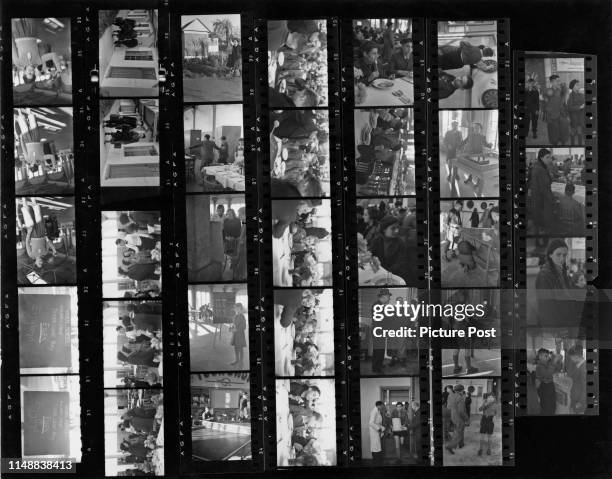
[369,401,386,464]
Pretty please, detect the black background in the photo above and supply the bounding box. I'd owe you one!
[1,0,611,477]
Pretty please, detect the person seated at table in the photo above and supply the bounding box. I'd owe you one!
[18,197,58,271]
[438,41,495,71]
[438,71,474,100]
[116,232,157,253]
[390,38,414,77]
[443,240,491,287]
[556,182,584,235]
[119,258,160,282]
[292,342,320,376]
[104,124,145,144]
[459,122,492,161]
[355,41,383,86]
[104,114,141,129]
[117,347,160,369]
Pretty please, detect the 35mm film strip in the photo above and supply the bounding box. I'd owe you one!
[513,51,599,417]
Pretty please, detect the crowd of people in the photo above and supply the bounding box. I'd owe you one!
[197,391,250,425]
[268,20,328,107]
[114,212,162,297]
[443,385,499,458]
[527,148,585,237]
[116,391,164,476]
[273,200,331,287]
[368,399,421,464]
[356,199,417,286]
[270,110,330,198]
[441,200,499,288]
[525,75,585,145]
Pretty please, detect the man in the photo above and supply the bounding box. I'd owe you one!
[408,401,421,459]
[557,183,584,235]
[544,75,566,145]
[443,121,463,183]
[446,384,469,454]
[438,72,474,100]
[371,289,392,374]
[19,198,58,271]
[369,401,386,465]
[217,136,229,164]
[390,38,413,77]
[382,21,395,61]
[355,41,381,86]
[444,240,491,287]
[192,134,220,171]
[214,204,226,221]
[116,232,157,253]
[567,345,586,414]
[525,78,540,139]
[438,41,494,71]
[288,382,320,408]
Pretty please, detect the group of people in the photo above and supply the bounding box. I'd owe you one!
[531,342,586,415]
[355,108,414,196]
[268,20,328,107]
[270,110,329,198]
[117,391,164,476]
[352,22,413,88]
[441,200,499,288]
[287,381,327,466]
[103,113,149,145]
[114,302,163,377]
[187,134,233,183]
[115,212,162,296]
[443,385,499,457]
[528,148,585,236]
[198,391,250,424]
[111,16,146,48]
[277,289,326,376]
[368,399,421,464]
[273,200,331,287]
[356,200,417,285]
[525,75,585,145]
[437,39,497,100]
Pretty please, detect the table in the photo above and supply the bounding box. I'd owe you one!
[202,165,245,191]
[358,261,406,286]
[357,76,414,107]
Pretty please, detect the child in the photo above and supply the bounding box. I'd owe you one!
[478,392,499,456]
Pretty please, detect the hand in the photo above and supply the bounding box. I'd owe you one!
[369,71,380,81]
[353,67,364,79]
[273,120,280,128]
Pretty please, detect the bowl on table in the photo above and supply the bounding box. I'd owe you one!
[371,78,395,90]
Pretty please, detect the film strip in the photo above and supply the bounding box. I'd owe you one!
[513,51,599,417]
[427,19,515,466]
[254,16,348,468]
[340,17,431,467]
[169,7,263,474]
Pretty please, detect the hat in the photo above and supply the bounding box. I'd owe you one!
[378,288,391,297]
[453,384,465,392]
[379,215,399,231]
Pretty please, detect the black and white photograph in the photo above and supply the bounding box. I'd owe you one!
[437,21,498,108]
[21,375,81,461]
[104,389,164,476]
[102,211,161,298]
[526,327,586,415]
[276,378,336,466]
[358,288,420,376]
[16,196,76,285]
[274,289,334,377]
[354,108,415,196]
[186,194,246,282]
[100,99,159,188]
[267,20,328,108]
[18,286,79,375]
[440,199,500,288]
[526,237,587,327]
[441,289,501,377]
[12,17,72,105]
[99,10,159,97]
[527,147,586,237]
[188,284,249,372]
[270,109,330,198]
[360,377,421,465]
[14,107,74,195]
[352,19,414,107]
[271,199,332,287]
[182,14,242,102]
[356,197,417,286]
[190,373,252,462]
[184,104,245,193]
[103,301,163,388]
[524,57,585,146]
[439,110,499,198]
[442,378,502,466]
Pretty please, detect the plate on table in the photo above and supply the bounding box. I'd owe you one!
[371,78,394,90]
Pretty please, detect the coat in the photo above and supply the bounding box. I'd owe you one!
[368,406,384,453]
[447,392,468,427]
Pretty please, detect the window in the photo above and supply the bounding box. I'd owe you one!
[125,50,153,61]
[108,67,156,80]
[123,145,158,157]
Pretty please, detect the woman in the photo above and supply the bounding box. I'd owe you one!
[535,348,560,415]
[528,148,556,236]
[230,303,247,367]
[566,79,585,145]
[362,206,381,248]
[470,207,480,228]
[535,238,572,290]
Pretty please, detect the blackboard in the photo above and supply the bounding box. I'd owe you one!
[212,292,236,324]
[22,391,70,456]
[18,294,72,369]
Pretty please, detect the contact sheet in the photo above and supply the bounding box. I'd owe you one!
[0,1,604,477]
